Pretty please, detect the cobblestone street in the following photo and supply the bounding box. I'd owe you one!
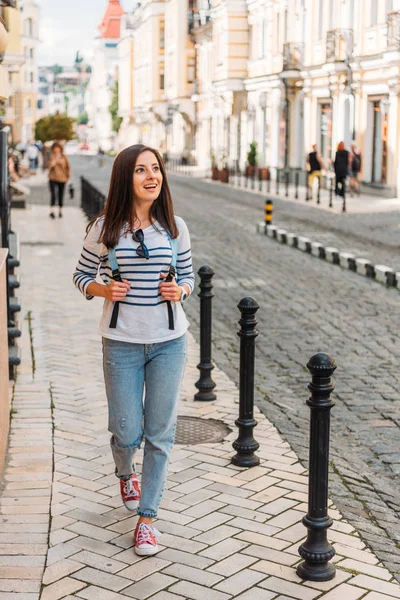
[16,157,400,584]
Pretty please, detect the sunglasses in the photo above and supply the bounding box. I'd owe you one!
[132,229,149,259]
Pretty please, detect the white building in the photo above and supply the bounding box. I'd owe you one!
[87,0,124,152]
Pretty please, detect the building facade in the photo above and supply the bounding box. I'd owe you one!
[87,0,124,152]
[115,0,400,196]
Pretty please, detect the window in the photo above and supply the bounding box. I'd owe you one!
[319,102,332,165]
[371,99,388,183]
[25,18,33,37]
[248,24,253,59]
[187,56,195,83]
[30,72,34,83]
[371,0,378,25]
[159,68,164,90]
[318,0,323,39]
[160,20,165,49]
[37,99,43,109]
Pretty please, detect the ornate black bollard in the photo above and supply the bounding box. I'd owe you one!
[276,169,280,195]
[329,176,333,208]
[342,184,346,213]
[317,176,321,204]
[295,171,299,199]
[231,298,260,467]
[194,266,217,402]
[297,353,337,582]
[285,170,289,197]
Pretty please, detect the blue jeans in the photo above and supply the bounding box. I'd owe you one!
[102,334,187,517]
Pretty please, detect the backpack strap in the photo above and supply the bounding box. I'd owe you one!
[166,236,179,331]
[108,247,122,329]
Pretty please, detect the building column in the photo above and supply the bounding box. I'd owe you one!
[388,81,400,195]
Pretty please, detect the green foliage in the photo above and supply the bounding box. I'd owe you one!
[77,111,89,125]
[247,141,258,166]
[210,149,217,168]
[49,64,63,75]
[109,81,122,133]
[34,113,75,143]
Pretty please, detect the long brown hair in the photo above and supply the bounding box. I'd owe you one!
[89,144,178,248]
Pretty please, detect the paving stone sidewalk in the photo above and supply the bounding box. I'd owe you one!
[0,204,399,599]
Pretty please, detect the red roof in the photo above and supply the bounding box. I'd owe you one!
[98,0,124,39]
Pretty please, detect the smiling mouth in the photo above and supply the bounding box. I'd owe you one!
[143,184,157,190]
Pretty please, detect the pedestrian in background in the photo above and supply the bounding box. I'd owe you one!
[73,144,194,557]
[48,142,70,219]
[349,143,362,196]
[334,141,349,198]
[306,144,324,199]
[27,141,40,173]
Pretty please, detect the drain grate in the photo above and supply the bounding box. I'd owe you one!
[175,416,232,445]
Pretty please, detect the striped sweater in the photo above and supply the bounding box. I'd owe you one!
[73,216,195,344]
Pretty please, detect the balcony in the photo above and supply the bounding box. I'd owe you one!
[387,11,400,51]
[188,9,211,35]
[282,42,304,71]
[326,29,354,62]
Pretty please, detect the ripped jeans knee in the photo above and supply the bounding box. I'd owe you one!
[110,433,143,479]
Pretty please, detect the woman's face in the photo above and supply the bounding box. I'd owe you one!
[133,150,163,205]
[54,146,61,156]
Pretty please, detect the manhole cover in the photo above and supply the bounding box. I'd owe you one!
[175,416,232,445]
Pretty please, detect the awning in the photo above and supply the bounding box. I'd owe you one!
[1,1,17,7]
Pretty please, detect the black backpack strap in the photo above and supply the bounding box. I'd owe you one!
[108,248,121,329]
[165,265,176,330]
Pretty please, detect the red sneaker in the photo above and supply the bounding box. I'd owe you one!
[134,522,160,556]
[120,474,140,511]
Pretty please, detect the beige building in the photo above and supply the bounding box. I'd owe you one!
[117,0,197,157]
[2,0,39,144]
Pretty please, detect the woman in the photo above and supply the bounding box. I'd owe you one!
[334,141,349,198]
[73,144,194,556]
[48,142,70,218]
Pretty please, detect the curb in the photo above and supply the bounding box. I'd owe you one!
[257,222,399,289]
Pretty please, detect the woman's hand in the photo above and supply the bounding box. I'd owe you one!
[159,272,182,302]
[104,279,131,301]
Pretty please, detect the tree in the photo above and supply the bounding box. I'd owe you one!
[49,64,63,76]
[77,111,89,125]
[247,141,258,166]
[109,81,122,133]
[35,113,75,143]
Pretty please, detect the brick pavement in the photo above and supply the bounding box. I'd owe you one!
[1,201,399,598]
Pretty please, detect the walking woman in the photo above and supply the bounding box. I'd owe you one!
[333,141,349,198]
[73,144,194,556]
[48,142,70,218]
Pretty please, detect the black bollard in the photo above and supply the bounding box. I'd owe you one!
[194,266,217,402]
[267,176,271,193]
[342,184,346,213]
[317,176,321,204]
[276,169,280,195]
[329,177,333,208]
[251,170,255,190]
[295,171,299,199]
[285,170,289,197]
[297,353,337,582]
[231,297,260,467]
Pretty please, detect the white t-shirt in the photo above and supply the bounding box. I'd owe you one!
[73,216,195,344]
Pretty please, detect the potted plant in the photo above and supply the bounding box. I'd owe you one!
[210,149,219,180]
[219,150,230,183]
[246,141,258,178]
[258,166,270,180]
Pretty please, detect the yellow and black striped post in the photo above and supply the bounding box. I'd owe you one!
[264,199,273,233]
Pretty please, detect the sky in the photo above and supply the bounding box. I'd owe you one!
[36,0,136,67]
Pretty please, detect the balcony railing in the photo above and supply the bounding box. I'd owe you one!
[188,9,211,34]
[387,11,400,51]
[326,29,354,62]
[282,42,304,71]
